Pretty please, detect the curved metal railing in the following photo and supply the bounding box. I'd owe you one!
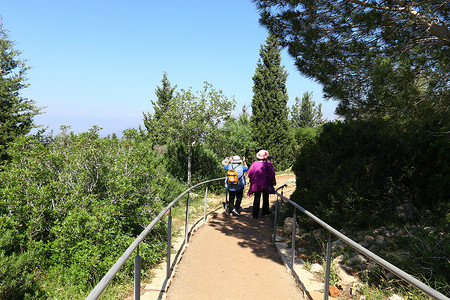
[87,178,447,300]
[273,185,449,300]
[86,177,225,300]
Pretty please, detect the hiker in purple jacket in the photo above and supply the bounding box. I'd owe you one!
[247,150,276,218]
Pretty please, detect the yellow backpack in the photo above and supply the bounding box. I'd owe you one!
[226,169,239,185]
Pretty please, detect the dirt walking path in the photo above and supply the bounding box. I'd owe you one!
[140,174,327,300]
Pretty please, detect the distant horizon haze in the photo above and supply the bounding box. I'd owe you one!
[2,1,338,136]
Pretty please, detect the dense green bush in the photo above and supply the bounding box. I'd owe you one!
[292,126,322,152]
[0,127,184,298]
[291,120,449,230]
[165,142,225,193]
[288,119,449,294]
[204,111,256,168]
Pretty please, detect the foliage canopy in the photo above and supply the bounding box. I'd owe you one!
[291,120,449,230]
[251,33,294,170]
[290,91,324,128]
[204,105,256,162]
[0,128,183,298]
[144,80,235,183]
[254,0,449,122]
[0,24,41,162]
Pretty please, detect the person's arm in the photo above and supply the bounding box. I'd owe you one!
[242,156,247,168]
[247,164,253,181]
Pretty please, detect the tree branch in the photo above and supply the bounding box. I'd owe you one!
[346,0,450,44]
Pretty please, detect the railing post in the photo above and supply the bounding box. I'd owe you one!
[203,186,208,223]
[134,245,141,300]
[273,185,287,244]
[324,236,332,300]
[86,177,226,299]
[291,207,297,269]
[273,194,279,244]
[166,208,172,280]
[185,194,190,244]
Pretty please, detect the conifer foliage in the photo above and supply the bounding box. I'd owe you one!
[150,72,177,121]
[254,0,449,122]
[143,72,177,144]
[251,33,292,170]
[290,91,324,128]
[0,23,40,162]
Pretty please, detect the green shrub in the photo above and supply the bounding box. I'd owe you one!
[291,119,449,230]
[165,142,224,193]
[293,126,322,148]
[0,246,42,299]
[0,127,182,298]
[381,226,450,295]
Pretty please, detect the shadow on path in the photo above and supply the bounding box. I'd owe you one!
[208,205,282,263]
[145,174,319,299]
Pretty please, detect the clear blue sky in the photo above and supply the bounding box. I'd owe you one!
[2,0,337,136]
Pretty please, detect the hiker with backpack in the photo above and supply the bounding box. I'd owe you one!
[224,155,248,216]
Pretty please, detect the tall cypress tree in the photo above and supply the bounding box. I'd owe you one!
[251,33,292,170]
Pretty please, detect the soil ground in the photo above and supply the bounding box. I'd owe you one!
[139,174,331,300]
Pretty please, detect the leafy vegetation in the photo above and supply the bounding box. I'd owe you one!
[290,91,324,128]
[143,81,235,184]
[205,105,257,164]
[253,2,449,295]
[1,5,448,296]
[291,119,449,231]
[164,142,224,194]
[0,24,41,163]
[0,127,185,299]
[281,119,449,297]
[251,33,294,170]
[254,0,449,121]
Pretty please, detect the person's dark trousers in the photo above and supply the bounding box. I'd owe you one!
[252,190,270,218]
[229,190,243,211]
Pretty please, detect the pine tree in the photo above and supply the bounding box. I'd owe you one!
[251,33,292,170]
[291,92,324,128]
[152,72,177,121]
[143,72,177,143]
[254,0,449,122]
[0,21,40,162]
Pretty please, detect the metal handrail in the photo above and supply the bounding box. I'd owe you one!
[86,177,225,300]
[87,178,448,300]
[273,187,449,300]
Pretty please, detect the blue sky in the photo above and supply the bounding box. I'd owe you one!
[2,0,337,136]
